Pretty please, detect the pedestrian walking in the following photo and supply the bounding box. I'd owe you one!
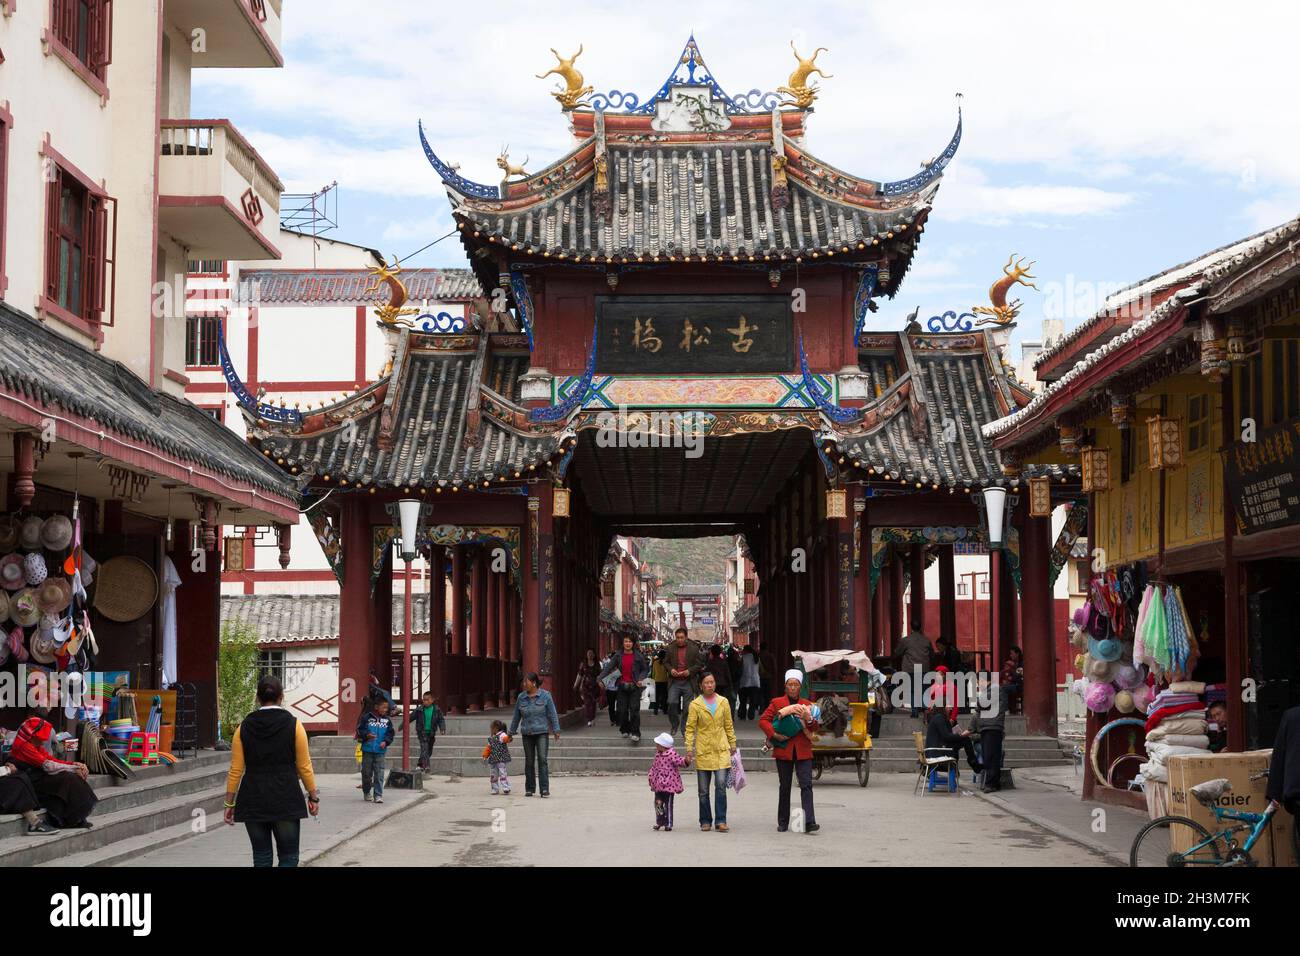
[224,675,320,867]
[758,669,821,834]
[894,629,934,717]
[651,649,669,716]
[355,696,395,803]
[483,720,513,795]
[600,651,620,726]
[508,672,561,797]
[648,730,688,831]
[737,645,762,720]
[665,627,705,735]
[412,691,447,772]
[685,672,737,832]
[574,648,603,726]
[726,646,743,716]
[599,634,649,743]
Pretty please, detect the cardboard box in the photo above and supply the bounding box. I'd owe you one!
[1167,750,1273,866]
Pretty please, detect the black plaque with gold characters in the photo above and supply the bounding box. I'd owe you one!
[1225,418,1300,534]
[596,295,792,373]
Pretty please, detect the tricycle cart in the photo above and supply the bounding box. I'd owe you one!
[792,650,883,788]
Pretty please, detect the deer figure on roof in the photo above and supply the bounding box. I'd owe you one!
[777,42,832,108]
[972,254,1038,327]
[537,45,593,110]
[496,146,530,181]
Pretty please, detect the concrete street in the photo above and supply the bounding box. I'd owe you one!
[310,768,1113,867]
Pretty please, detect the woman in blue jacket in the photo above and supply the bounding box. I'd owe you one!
[508,673,561,797]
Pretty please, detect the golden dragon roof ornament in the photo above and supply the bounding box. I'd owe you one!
[972,255,1038,327]
[776,42,831,108]
[367,259,420,328]
[537,45,593,110]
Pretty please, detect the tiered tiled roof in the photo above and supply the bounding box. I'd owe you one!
[250,332,562,489]
[222,593,433,646]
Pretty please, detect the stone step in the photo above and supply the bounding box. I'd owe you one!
[0,781,227,868]
[0,756,231,843]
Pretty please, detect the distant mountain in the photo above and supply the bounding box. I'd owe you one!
[638,536,734,590]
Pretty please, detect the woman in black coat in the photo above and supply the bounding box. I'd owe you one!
[224,676,320,867]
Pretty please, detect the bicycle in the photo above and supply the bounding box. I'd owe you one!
[1130,770,1291,867]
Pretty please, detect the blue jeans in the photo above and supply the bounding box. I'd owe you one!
[697,768,728,826]
[245,819,301,867]
[361,751,386,797]
[522,733,550,794]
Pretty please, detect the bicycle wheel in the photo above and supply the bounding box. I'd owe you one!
[1129,816,1222,867]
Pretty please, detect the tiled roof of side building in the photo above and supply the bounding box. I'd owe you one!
[239,268,482,304]
[222,593,433,645]
[0,302,298,499]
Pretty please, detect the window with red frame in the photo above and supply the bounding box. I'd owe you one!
[44,162,111,327]
[185,313,222,367]
[50,0,113,82]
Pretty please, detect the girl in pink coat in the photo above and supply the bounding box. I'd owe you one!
[648,731,688,831]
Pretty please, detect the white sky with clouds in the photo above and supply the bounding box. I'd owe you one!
[194,0,1300,351]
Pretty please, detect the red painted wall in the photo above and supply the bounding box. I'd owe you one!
[920,597,1073,683]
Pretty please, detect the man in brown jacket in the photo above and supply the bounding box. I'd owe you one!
[665,627,705,735]
[894,630,934,717]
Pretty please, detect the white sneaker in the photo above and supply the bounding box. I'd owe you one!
[586,721,593,727]
[375,796,384,804]
[621,732,629,738]
[631,735,641,743]
[364,794,373,802]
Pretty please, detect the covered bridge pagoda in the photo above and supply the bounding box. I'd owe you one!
[240,37,1073,734]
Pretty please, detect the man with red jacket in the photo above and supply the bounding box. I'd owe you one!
[759,669,821,834]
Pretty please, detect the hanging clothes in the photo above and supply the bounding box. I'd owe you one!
[1133,584,1155,670]
[160,556,182,688]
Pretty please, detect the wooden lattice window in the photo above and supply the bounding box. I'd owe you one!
[44,161,112,330]
[50,0,113,83]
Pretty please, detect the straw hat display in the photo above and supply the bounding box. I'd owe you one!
[18,516,43,551]
[41,515,73,552]
[93,555,158,622]
[0,553,24,591]
[0,516,17,551]
[36,577,71,615]
[10,588,40,627]
[28,630,58,665]
[7,627,27,662]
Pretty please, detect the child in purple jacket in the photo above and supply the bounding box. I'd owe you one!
[648,731,688,831]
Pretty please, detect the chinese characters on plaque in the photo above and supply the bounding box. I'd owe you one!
[597,296,793,373]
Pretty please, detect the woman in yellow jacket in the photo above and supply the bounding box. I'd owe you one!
[685,671,737,832]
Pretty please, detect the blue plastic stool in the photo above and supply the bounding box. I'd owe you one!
[927,765,958,793]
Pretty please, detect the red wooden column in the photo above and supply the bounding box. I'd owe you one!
[938,544,957,647]
[338,496,379,732]
[484,568,500,709]
[497,563,510,702]
[1019,511,1056,736]
[908,545,927,634]
[1222,373,1247,753]
[888,551,905,649]
[522,484,554,682]
[871,566,887,658]
[468,546,487,711]
[429,545,447,707]
[854,497,870,653]
[170,520,221,747]
[449,545,466,713]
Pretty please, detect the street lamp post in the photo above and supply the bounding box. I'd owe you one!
[386,498,432,776]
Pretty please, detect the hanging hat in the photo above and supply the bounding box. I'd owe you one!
[23,552,47,586]
[1085,681,1116,713]
[1070,677,1087,699]
[1130,683,1153,713]
[18,516,43,551]
[1089,636,1122,663]
[653,732,674,748]
[93,555,159,622]
[10,588,40,627]
[0,553,24,591]
[36,578,71,615]
[0,516,18,551]
[29,630,58,665]
[783,668,804,685]
[1114,689,1136,713]
[8,626,27,662]
[41,515,73,552]
[1088,657,1118,682]
[1114,663,1144,690]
